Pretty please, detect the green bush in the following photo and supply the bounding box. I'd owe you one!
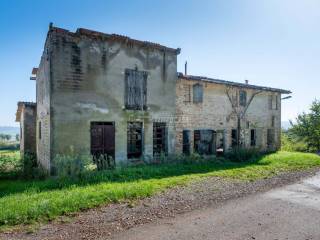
[22,152,47,180]
[281,131,309,152]
[53,153,91,180]
[225,147,260,162]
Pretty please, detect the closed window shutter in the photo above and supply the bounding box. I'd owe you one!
[125,69,147,110]
[193,84,203,103]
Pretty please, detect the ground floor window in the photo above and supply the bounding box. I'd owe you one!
[267,128,275,148]
[231,129,237,147]
[182,130,191,155]
[153,122,167,156]
[127,122,143,159]
[250,129,256,146]
[194,129,215,155]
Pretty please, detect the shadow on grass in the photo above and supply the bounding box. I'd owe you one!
[0,155,270,198]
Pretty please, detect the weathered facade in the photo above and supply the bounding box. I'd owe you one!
[175,74,289,155]
[16,24,291,173]
[16,102,37,158]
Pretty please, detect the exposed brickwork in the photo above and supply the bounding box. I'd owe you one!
[175,78,282,154]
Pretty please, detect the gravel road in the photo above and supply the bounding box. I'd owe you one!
[111,171,320,240]
[1,168,319,240]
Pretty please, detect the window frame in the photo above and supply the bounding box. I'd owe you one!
[127,122,143,159]
[193,83,203,103]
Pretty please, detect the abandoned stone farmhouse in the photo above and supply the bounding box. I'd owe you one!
[16,24,291,173]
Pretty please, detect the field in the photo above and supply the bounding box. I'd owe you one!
[0,150,320,227]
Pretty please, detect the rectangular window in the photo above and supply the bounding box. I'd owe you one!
[193,83,203,103]
[271,116,275,127]
[194,130,215,155]
[38,121,41,140]
[250,129,256,146]
[183,84,191,103]
[182,130,191,155]
[239,90,247,106]
[153,122,167,156]
[127,122,143,159]
[267,128,275,147]
[125,69,147,110]
[269,95,278,110]
[231,129,237,147]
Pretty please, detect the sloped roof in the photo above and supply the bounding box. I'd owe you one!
[49,25,181,55]
[178,73,291,94]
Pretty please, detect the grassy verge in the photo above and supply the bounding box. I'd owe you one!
[0,151,320,227]
[0,150,20,179]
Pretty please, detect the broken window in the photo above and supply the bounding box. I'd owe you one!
[239,90,247,106]
[183,84,191,103]
[182,130,191,155]
[38,121,41,140]
[194,130,215,155]
[193,83,203,103]
[125,69,147,110]
[153,122,167,156]
[269,94,278,110]
[127,122,143,159]
[267,128,275,148]
[231,129,237,147]
[250,129,256,146]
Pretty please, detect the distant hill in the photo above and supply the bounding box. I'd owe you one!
[0,126,19,137]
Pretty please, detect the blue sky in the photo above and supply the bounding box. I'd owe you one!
[0,0,319,126]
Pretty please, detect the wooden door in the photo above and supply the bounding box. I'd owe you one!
[91,122,115,168]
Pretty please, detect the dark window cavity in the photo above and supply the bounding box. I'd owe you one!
[269,95,278,110]
[250,129,256,146]
[231,129,237,147]
[38,121,41,140]
[153,122,167,156]
[193,83,203,103]
[182,130,191,155]
[271,116,275,127]
[239,90,247,106]
[127,122,143,159]
[194,130,215,155]
[125,69,148,110]
[267,128,275,147]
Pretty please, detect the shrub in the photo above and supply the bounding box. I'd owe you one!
[21,152,47,180]
[281,131,309,152]
[53,153,91,180]
[225,147,260,162]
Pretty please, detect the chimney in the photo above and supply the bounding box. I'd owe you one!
[184,61,187,75]
[245,80,249,84]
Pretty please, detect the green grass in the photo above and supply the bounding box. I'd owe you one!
[0,150,20,179]
[0,151,320,227]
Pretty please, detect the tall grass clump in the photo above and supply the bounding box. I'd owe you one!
[225,147,260,162]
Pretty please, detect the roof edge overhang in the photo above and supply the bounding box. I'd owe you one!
[178,73,291,94]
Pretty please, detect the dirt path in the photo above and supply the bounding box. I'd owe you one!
[1,169,319,240]
[111,171,320,240]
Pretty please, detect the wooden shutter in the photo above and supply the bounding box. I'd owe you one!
[193,84,203,103]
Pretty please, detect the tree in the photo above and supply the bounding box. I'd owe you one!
[0,134,11,141]
[289,99,320,152]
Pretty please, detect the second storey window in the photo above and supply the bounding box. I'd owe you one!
[269,94,278,110]
[125,69,147,110]
[239,90,247,106]
[193,83,203,103]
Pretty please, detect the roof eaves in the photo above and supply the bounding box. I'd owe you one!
[178,73,291,94]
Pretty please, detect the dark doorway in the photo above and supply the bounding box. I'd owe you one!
[127,122,143,159]
[182,130,191,155]
[153,122,167,157]
[90,122,115,169]
[194,129,216,155]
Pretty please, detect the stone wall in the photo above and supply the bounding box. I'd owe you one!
[20,105,37,157]
[36,33,52,171]
[175,78,281,154]
[46,27,178,168]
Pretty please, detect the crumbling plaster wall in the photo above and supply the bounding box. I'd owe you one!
[36,35,52,171]
[48,29,177,167]
[175,78,281,154]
